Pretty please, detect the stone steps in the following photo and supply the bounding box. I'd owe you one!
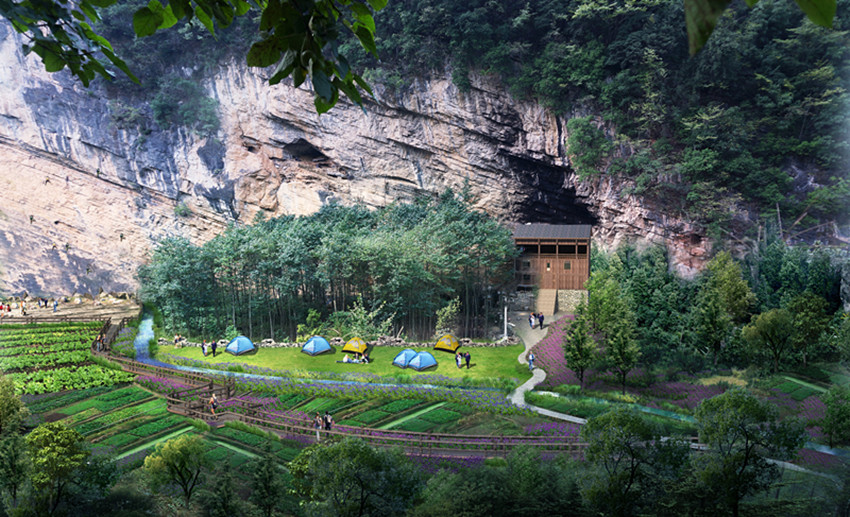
[535,289,557,316]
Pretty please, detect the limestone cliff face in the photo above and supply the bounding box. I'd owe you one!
[0,22,706,295]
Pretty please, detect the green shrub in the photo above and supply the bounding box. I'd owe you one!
[173,202,191,217]
[151,77,220,136]
[566,116,612,178]
[223,420,279,441]
[484,457,508,468]
[190,418,211,432]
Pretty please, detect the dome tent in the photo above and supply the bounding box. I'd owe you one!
[408,351,438,371]
[392,349,418,368]
[226,335,255,356]
[434,334,460,353]
[302,336,332,356]
[343,337,368,354]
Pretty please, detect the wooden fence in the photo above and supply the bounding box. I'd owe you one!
[163,384,588,458]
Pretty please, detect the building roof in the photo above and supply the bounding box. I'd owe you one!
[512,223,592,240]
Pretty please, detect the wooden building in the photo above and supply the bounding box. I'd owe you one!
[513,223,591,290]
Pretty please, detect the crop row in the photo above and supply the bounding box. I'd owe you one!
[0,350,91,371]
[128,415,186,439]
[351,409,390,424]
[393,418,435,433]
[296,397,355,414]
[419,408,462,424]
[375,399,423,413]
[0,339,91,357]
[2,321,100,331]
[60,386,151,415]
[239,376,531,417]
[7,365,136,394]
[213,427,301,462]
[0,328,101,344]
[75,400,165,435]
[23,385,117,414]
[0,331,98,349]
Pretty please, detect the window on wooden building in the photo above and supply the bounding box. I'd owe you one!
[564,262,571,270]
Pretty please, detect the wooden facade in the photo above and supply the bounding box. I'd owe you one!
[513,224,591,290]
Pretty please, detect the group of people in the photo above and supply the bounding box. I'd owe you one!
[313,411,334,440]
[201,339,218,357]
[342,352,369,364]
[455,351,471,369]
[0,299,60,318]
[528,312,545,329]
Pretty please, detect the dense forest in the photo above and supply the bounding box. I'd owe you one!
[138,191,517,340]
[92,0,850,239]
[581,236,848,378]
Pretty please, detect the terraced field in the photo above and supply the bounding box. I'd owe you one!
[0,321,135,393]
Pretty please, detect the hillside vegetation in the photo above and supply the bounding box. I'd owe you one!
[351,0,850,235]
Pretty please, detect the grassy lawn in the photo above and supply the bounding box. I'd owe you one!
[157,343,532,383]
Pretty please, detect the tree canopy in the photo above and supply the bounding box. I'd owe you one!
[139,193,517,340]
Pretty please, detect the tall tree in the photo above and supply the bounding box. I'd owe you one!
[0,376,28,436]
[250,445,287,517]
[703,251,755,324]
[587,268,640,394]
[785,291,830,367]
[742,308,794,373]
[26,422,89,516]
[821,385,850,448]
[0,433,29,513]
[143,434,208,503]
[291,437,421,517]
[692,283,732,367]
[563,304,597,390]
[694,389,805,517]
[581,408,688,517]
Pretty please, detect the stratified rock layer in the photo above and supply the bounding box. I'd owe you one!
[0,23,706,295]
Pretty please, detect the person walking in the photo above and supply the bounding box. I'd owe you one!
[324,411,333,432]
[464,351,471,369]
[529,313,535,329]
[538,312,545,329]
[52,299,58,312]
[211,341,217,357]
[210,394,218,419]
[456,352,462,369]
[528,351,535,371]
[314,412,322,442]
[202,340,208,357]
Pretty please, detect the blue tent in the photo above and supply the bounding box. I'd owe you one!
[392,349,418,368]
[302,336,332,356]
[408,351,438,371]
[226,335,255,356]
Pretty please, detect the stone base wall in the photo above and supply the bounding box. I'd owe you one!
[557,290,588,314]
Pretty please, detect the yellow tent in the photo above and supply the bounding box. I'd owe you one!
[343,337,368,354]
[434,334,460,353]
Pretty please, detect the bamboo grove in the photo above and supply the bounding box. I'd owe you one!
[138,191,518,341]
